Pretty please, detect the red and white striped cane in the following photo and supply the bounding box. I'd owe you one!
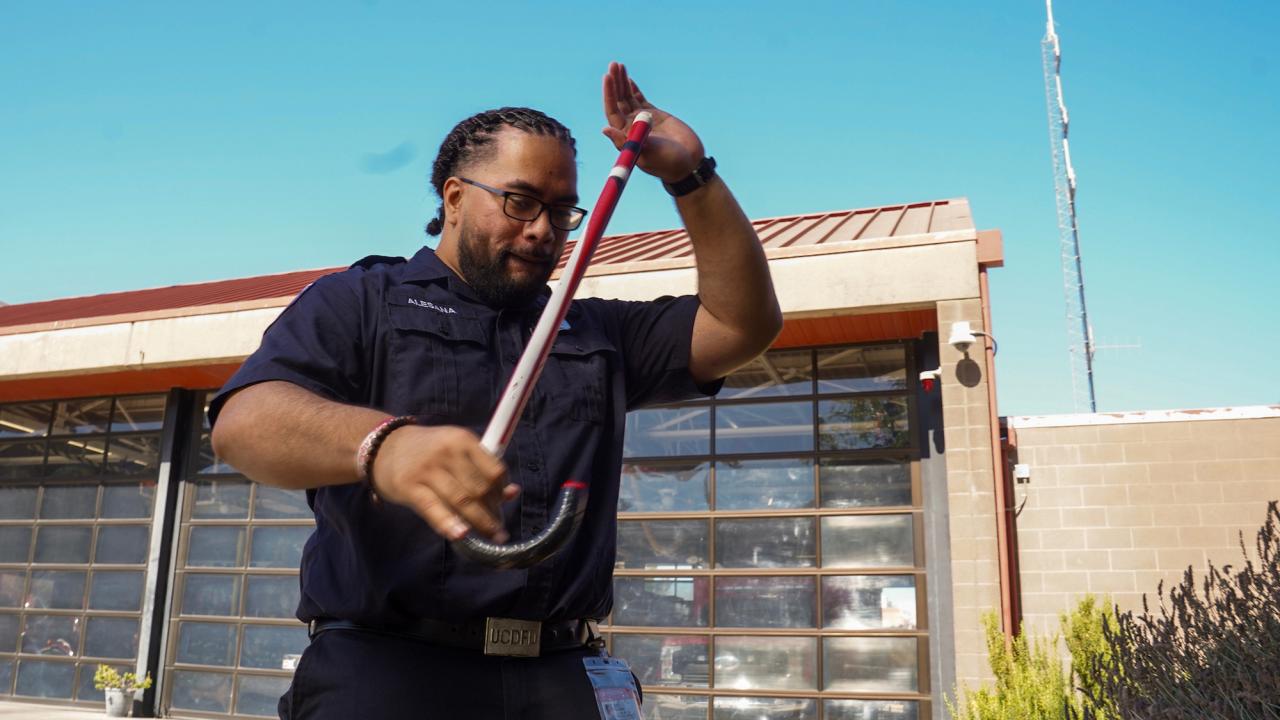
[453,112,653,569]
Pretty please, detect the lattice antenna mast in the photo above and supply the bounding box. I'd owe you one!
[1043,0,1097,412]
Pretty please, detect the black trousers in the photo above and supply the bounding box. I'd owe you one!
[279,627,632,719]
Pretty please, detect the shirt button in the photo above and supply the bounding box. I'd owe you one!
[525,461,541,472]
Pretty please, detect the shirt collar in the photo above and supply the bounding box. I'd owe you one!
[403,245,454,284]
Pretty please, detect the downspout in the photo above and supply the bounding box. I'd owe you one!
[979,266,1021,638]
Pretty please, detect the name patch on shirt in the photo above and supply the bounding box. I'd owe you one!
[407,298,457,314]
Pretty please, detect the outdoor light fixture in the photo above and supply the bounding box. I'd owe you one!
[919,368,942,392]
[948,321,998,356]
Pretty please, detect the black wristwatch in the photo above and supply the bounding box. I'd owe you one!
[663,156,717,197]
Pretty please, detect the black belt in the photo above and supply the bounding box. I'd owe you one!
[308,616,601,657]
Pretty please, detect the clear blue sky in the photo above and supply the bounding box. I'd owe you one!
[2,1,1276,416]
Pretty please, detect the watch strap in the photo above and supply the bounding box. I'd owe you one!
[663,156,717,197]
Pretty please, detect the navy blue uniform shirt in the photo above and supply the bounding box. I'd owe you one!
[209,246,719,627]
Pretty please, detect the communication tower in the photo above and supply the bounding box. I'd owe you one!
[1043,0,1097,412]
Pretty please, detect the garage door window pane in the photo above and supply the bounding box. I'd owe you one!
[822,636,918,692]
[105,435,161,476]
[825,699,919,720]
[253,486,311,519]
[616,520,708,570]
[618,461,710,513]
[39,484,98,519]
[34,526,92,564]
[89,571,145,612]
[239,624,309,669]
[20,615,79,656]
[236,674,291,717]
[27,571,86,610]
[0,403,51,438]
[14,660,75,699]
[644,694,707,719]
[817,345,907,394]
[716,458,813,510]
[101,481,156,518]
[111,396,166,432]
[0,527,32,563]
[0,613,19,652]
[818,397,910,451]
[44,440,106,478]
[51,399,112,436]
[820,458,912,508]
[612,634,708,688]
[187,527,246,568]
[822,576,917,629]
[95,525,150,565]
[181,574,242,616]
[715,696,817,720]
[169,670,232,713]
[83,617,139,659]
[0,572,25,607]
[820,515,915,568]
[0,445,45,482]
[819,456,911,507]
[176,622,236,666]
[245,576,299,618]
[625,407,710,458]
[715,402,813,455]
[191,480,251,519]
[715,518,816,569]
[714,576,815,629]
[249,526,311,569]
[613,577,707,627]
[721,350,813,399]
[714,636,816,691]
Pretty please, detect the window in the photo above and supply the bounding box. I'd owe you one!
[0,395,164,703]
[161,393,310,718]
[607,344,927,718]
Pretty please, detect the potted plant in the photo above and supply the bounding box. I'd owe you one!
[93,664,153,718]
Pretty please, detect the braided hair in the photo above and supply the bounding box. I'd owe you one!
[424,107,576,236]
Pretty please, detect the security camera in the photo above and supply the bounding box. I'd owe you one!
[918,368,942,392]
[948,322,977,354]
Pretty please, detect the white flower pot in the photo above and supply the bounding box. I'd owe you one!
[104,688,135,717]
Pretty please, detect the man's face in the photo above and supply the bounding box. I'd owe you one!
[448,128,578,308]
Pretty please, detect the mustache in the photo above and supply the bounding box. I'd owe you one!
[503,250,555,263]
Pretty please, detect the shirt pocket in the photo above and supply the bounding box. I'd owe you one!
[386,303,490,420]
[545,332,615,425]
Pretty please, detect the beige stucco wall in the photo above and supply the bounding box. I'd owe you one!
[0,239,980,382]
[1010,411,1280,639]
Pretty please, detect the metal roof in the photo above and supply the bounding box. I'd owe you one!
[0,267,335,331]
[557,199,972,270]
[0,199,972,331]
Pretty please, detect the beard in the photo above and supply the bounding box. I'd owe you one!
[456,224,555,308]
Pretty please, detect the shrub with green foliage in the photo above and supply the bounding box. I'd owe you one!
[948,597,1117,720]
[1073,501,1280,720]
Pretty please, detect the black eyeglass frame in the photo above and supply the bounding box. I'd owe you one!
[457,177,588,232]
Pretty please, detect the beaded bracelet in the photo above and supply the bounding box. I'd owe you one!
[355,415,417,502]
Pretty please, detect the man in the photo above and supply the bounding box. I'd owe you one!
[210,62,781,719]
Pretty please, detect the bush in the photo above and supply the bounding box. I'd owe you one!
[948,597,1117,720]
[1074,501,1280,720]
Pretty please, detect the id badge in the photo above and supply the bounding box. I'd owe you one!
[583,656,643,720]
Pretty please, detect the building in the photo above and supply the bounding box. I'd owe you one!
[0,197,1017,719]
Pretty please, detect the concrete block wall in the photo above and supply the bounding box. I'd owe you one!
[1009,411,1280,638]
[936,298,1004,688]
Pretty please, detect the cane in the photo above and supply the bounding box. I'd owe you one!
[452,112,653,569]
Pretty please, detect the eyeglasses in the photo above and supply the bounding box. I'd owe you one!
[457,177,588,232]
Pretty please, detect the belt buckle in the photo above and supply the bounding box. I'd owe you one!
[484,617,541,657]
